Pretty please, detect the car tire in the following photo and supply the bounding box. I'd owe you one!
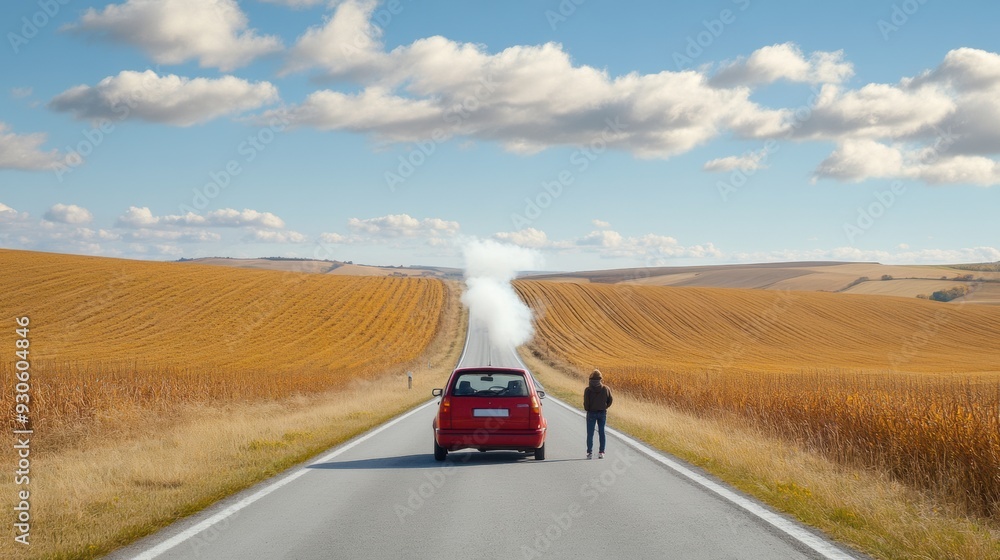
[534,443,545,461]
[434,438,447,461]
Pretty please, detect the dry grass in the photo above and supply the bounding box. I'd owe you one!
[607,366,1000,518]
[521,352,1000,560]
[0,376,451,560]
[0,249,465,559]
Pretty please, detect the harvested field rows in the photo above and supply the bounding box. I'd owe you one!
[0,249,447,447]
[517,281,1000,375]
[515,280,1000,517]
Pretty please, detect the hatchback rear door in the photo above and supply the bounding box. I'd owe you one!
[448,369,531,430]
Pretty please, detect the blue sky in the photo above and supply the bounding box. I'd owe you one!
[1,0,998,270]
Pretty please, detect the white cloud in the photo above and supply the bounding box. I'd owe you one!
[123,229,221,242]
[245,2,1000,186]
[703,148,770,172]
[914,47,1000,92]
[0,203,29,223]
[128,243,184,258]
[154,244,184,257]
[67,0,283,71]
[268,3,1000,185]
[815,140,1000,186]
[319,214,460,248]
[273,87,442,140]
[732,246,1000,265]
[914,49,1000,156]
[493,228,550,249]
[116,207,286,229]
[12,219,124,256]
[245,229,307,243]
[575,229,722,260]
[592,219,612,229]
[78,228,121,241]
[283,0,389,79]
[347,214,460,238]
[44,203,94,225]
[794,82,955,141]
[205,208,285,229]
[814,139,905,182]
[912,155,1000,185]
[578,229,624,248]
[797,48,1000,185]
[116,206,202,228]
[492,225,721,262]
[0,203,224,256]
[711,43,853,87]
[320,232,348,244]
[10,87,32,99]
[50,70,279,127]
[0,123,62,171]
[268,0,790,158]
[616,234,721,260]
[681,242,725,259]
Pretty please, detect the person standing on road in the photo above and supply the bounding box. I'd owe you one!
[583,369,613,459]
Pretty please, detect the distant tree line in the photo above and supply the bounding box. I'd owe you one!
[259,256,339,262]
[844,276,869,290]
[952,262,1000,272]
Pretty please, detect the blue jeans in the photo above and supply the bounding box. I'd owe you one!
[586,410,607,454]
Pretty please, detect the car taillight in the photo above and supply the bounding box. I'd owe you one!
[438,396,451,429]
[529,395,540,427]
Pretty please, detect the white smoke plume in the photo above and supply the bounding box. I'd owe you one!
[461,239,543,349]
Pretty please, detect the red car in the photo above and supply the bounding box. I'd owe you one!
[432,367,547,461]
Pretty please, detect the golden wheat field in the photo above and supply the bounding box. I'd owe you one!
[515,280,1000,517]
[0,249,447,448]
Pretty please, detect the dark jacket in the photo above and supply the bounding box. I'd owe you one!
[583,379,613,412]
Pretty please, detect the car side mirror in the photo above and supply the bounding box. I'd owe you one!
[431,388,443,397]
[537,391,546,399]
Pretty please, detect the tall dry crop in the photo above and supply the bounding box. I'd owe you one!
[516,280,1000,517]
[0,249,447,449]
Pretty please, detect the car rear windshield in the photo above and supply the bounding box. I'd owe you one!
[451,372,529,397]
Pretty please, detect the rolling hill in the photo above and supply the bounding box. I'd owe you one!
[515,279,1000,375]
[182,257,1000,305]
[530,261,1000,305]
[0,248,451,433]
[181,256,463,279]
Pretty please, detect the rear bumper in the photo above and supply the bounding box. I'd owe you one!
[435,428,546,451]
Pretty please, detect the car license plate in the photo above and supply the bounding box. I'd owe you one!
[473,409,509,417]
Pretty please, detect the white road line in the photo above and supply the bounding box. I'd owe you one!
[456,320,474,367]
[128,400,438,560]
[547,397,858,560]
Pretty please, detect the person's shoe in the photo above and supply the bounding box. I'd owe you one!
[598,452,605,459]
[586,452,593,459]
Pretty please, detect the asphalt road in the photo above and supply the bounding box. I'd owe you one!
[110,322,863,560]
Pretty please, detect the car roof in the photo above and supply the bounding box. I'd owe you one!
[452,366,528,375]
